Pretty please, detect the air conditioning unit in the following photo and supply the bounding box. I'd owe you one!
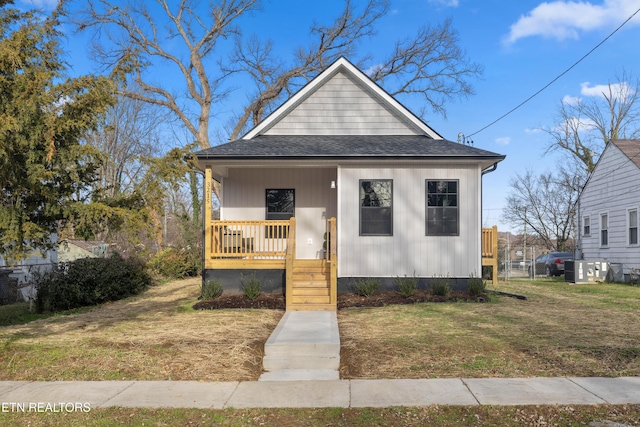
[565,260,609,283]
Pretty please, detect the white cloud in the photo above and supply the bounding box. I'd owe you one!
[562,94,582,106]
[558,116,598,132]
[427,0,460,7]
[580,81,633,100]
[525,128,543,134]
[365,64,385,77]
[504,0,640,45]
[495,136,511,145]
[19,0,59,9]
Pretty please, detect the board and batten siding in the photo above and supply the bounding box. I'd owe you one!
[579,143,640,272]
[337,164,482,278]
[265,71,421,136]
[221,168,337,259]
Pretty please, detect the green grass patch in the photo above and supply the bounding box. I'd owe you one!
[0,303,93,327]
[0,405,639,427]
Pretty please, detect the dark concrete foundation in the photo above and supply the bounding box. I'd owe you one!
[203,269,285,295]
[203,269,471,296]
[337,276,470,294]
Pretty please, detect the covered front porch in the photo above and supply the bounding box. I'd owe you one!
[202,165,338,310]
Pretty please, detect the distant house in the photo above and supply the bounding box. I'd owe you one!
[0,239,58,302]
[58,239,109,263]
[195,57,506,310]
[577,139,640,280]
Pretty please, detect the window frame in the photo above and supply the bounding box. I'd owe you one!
[583,215,591,237]
[359,179,393,236]
[425,179,460,236]
[628,207,638,246]
[600,212,609,247]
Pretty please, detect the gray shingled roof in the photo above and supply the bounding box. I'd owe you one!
[195,135,505,161]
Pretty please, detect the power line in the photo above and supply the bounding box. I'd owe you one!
[467,6,640,138]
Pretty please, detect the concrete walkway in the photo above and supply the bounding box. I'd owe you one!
[1,377,640,409]
[260,311,340,381]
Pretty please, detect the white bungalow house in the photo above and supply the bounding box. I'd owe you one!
[577,139,640,281]
[195,57,505,310]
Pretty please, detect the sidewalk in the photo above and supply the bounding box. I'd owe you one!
[1,377,639,409]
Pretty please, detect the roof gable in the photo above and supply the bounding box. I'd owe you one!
[611,139,640,169]
[243,57,442,139]
[579,139,640,201]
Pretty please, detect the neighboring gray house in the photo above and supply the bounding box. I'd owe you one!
[58,239,109,263]
[577,139,640,279]
[195,57,505,310]
[0,239,58,303]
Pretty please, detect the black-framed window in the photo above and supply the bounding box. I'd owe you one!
[359,180,392,236]
[426,180,459,236]
[266,189,295,220]
[266,189,294,237]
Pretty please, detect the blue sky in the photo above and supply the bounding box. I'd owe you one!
[19,0,640,233]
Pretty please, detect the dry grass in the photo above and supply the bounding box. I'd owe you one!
[0,278,283,381]
[339,279,640,379]
[2,277,639,383]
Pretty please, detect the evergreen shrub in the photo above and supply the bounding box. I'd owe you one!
[35,254,151,313]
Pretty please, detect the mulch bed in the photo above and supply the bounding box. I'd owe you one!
[193,290,488,311]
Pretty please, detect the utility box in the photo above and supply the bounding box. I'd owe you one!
[607,263,624,283]
[565,260,609,283]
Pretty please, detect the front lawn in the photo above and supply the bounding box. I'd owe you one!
[1,277,639,382]
[339,279,640,379]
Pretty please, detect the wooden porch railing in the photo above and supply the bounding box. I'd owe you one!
[209,220,292,259]
[481,225,498,283]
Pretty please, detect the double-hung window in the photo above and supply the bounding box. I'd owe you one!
[629,208,638,245]
[426,180,459,236]
[359,180,393,236]
[600,213,609,247]
[583,216,591,237]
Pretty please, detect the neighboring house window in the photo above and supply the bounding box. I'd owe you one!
[359,180,393,236]
[426,180,459,236]
[600,213,609,247]
[629,208,638,245]
[583,216,590,237]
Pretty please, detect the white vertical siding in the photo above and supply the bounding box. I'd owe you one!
[266,71,421,136]
[580,143,640,272]
[336,164,482,278]
[222,168,337,259]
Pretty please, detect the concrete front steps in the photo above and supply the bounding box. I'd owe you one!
[259,311,340,381]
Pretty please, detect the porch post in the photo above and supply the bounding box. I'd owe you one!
[329,217,337,307]
[285,217,296,311]
[204,165,213,270]
[491,225,498,284]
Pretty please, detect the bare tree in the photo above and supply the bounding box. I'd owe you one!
[74,0,482,147]
[503,168,581,252]
[543,71,640,174]
[229,14,481,139]
[75,0,257,149]
[84,94,166,198]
